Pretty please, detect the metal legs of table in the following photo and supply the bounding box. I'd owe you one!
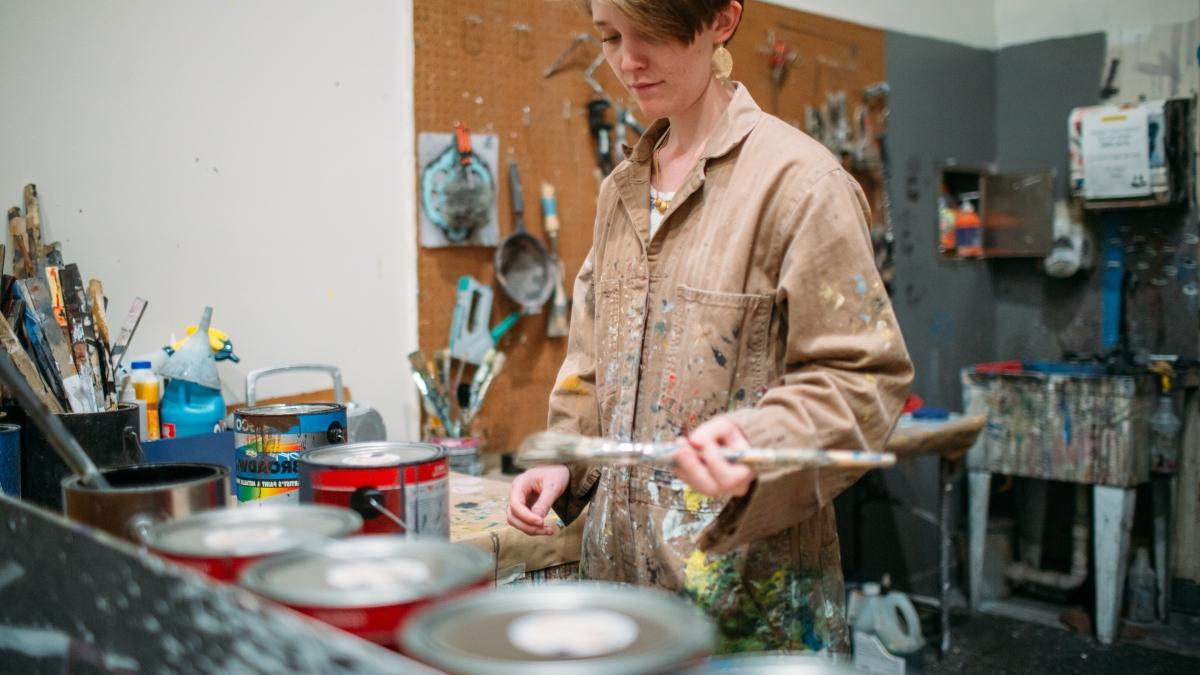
[1094,485,1136,645]
[938,458,961,655]
[968,471,1137,645]
[967,471,991,613]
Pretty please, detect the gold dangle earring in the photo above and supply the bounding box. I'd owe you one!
[711,43,733,80]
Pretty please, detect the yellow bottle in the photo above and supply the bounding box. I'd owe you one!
[130,361,160,441]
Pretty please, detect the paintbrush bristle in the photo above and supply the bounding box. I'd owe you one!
[515,431,586,466]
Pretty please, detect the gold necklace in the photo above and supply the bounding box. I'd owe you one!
[652,132,671,215]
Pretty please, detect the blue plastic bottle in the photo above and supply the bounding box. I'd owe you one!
[160,379,226,438]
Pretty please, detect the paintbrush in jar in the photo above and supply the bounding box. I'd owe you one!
[516,431,897,470]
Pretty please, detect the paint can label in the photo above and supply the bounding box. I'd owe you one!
[235,404,346,506]
[404,469,449,537]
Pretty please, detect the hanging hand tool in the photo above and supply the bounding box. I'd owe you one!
[494,161,555,315]
[587,99,615,176]
[541,183,570,338]
[767,32,799,114]
[449,276,494,365]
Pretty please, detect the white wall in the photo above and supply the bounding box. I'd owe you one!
[995,0,1200,47]
[0,0,420,438]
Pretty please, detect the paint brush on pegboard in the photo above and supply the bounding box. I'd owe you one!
[541,182,570,338]
[516,431,897,470]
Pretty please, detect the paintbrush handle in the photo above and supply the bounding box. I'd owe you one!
[723,448,896,469]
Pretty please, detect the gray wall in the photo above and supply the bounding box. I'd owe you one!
[991,34,1108,361]
[839,32,999,596]
[886,33,998,410]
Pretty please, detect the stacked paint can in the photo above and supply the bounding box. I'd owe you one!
[234,403,347,506]
[239,536,492,648]
[298,442,450,537]
[400,582,715,674]
[143,504,362,582]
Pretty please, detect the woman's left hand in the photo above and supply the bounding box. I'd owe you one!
[673,416,756,498]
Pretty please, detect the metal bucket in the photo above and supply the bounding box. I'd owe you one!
[233,403,346,507]
[144,504,362,582]
[298,442,449,537]
[0,423,20,497]
[399,582,715,674]
[4,403,141,511]
[239,536,492,649]
[62,462,230,542]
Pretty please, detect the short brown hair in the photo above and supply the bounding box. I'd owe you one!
[580,0,742,45]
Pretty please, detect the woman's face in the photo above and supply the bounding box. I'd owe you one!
[592,1,718,120]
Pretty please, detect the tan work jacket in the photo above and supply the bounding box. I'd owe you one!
[547,84,913,654]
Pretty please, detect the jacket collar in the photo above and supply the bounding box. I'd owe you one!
[620,82,763,169]
[611,83,763,243]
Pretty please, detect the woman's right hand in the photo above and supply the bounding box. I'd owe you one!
[506,464,570,536]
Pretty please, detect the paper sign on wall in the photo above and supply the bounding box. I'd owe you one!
[1081,106,1152,200]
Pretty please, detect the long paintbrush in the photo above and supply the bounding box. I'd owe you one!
[516,431,897,470]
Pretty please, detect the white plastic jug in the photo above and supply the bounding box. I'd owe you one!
[852,583,925,674]
[875,589,925,656]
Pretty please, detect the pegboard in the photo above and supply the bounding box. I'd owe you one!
[413,0,886,452]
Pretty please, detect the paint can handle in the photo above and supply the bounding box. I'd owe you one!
[245,364,345,406]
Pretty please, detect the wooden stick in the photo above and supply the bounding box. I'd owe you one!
[23,184,42,256]
[61,264,105,410]
[7,208,34,279]
[87,280,111,350]
[0,311,63,413]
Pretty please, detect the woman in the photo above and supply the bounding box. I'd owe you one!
[507,0,912,655]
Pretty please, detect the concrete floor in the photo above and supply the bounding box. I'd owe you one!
[926,610,1200,674]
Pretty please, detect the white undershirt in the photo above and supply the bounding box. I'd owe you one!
[649,186,675,239]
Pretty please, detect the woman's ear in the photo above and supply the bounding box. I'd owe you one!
[713,0,743,45]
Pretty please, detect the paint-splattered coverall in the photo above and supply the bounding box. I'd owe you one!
[548,85,913,655]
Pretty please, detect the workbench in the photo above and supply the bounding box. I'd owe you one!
[448,472,583,584]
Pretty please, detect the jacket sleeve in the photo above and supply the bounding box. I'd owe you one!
[546,248,603,525]
[698,168,913,554]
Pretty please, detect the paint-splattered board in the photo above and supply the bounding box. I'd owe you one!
[414,1,885,451]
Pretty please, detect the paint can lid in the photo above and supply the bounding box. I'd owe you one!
[239,535,491,608]
[300,442,445,468]
[145,504,362,558]
[400,581,714,674]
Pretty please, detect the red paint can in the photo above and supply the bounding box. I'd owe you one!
[144,504,362,582]
[238,536,493,649]
[298,442,449,537]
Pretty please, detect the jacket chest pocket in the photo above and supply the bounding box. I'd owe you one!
[653,284,772,436]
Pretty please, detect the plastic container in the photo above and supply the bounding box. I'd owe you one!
[160,380,226,439]
[852,582,925,674]
[1127,547,1157,624]
[131,361,161,441]
[1150,394,1180,473]
[954,202,982,258]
